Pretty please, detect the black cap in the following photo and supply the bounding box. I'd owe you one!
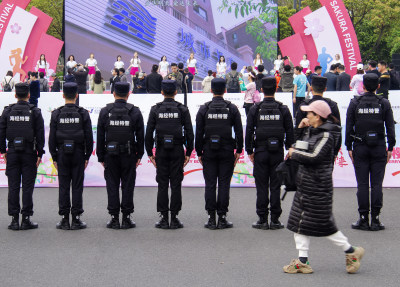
[63,82,78,95]
[211,78,226,94]
[363,73,379,91]
[114,82,130,95]
[15,83,29,95]
[311,76,327,90]
[261,77,276,90]
[161,80,177,94]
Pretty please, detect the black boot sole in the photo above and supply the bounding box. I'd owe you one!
[204,224,217,230]
[8,225,19,231]
[20,224,38,230]
[56,225,71,230]
[155,224,169,229]
[370,225,385,231]
[252,223,269,230]
[270,224,284,230]
[217,224,233,229]
[71,224,86,230]
[106,224,120,229]
[169,224,183,229]
[351,225,369,231]
[121,223,136,229]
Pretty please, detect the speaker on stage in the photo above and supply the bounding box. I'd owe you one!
[392,54,400,71]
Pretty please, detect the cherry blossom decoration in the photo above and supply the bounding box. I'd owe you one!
[304,18,324,38]
[10,23,22,34]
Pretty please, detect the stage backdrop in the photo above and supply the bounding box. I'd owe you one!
[278,0,362,77]
[0,0,63,82]
[64,0,278,80]
[0,91,399,188]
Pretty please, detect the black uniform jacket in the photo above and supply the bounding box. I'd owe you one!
[145,98,194,157]
[48,104,94,162]
[96,99,144,162]
[0,100,45,157]
[195,96,243,157]
[245,97,294,155]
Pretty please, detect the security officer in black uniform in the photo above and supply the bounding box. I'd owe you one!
[97,82,144,229]
[49,83,93,230]
[0,83,45,230]
[246,77,294,230]
[195,78,243,229]
[345,73,396,231]
[145,80,194,229]
[295,76,341,130]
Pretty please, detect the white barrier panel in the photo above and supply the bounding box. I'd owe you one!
[0,91,399,187]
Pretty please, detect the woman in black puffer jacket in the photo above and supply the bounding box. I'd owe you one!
[283,100,364,275]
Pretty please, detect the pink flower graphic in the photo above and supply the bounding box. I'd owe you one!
[10,23,22,34]
[304,18,324,38]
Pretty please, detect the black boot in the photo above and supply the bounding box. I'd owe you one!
[20,216,38,230]
[8,215,19,231]
[56,215,71,230]
[351,214,369,231]
[106,215,120,229]
[155,213,169,229]
[217,215,233,229]
[204,211,217,230]
[71,214,87,230]
[270,216,284,230]
[121,214,136,229]
[370,214,385,231]
[252,215,269,230]
[170,213,183,229]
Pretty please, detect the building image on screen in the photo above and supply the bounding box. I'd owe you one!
[65,0,277,81]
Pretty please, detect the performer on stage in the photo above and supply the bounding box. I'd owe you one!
[114,55,124,70]
[85,53,98,86]
[216,56,227,78]
[158,56,170,78]
[274,55,283,72]
[128,52,142,79]
[66,55,77,73]
[36,54,48,77]
[300,54,310,74]
[186,52,197,76]
[253,53,263,71]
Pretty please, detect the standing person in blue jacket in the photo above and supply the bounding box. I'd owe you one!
[29,72,40,107]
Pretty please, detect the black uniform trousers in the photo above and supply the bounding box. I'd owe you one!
[253,149,284,218]
[104,152,137,215]
[293,97,305,119]
[6,151,37,216]
[202,148,235,215]
[353,143,387,216]
[155,145,185,215]
[57,147,85,216]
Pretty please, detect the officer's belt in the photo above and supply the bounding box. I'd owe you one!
[354,133,385,142]
[106,143,135,154]
[7,141,34,150]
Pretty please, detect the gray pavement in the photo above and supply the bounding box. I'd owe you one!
[0,187,399,287]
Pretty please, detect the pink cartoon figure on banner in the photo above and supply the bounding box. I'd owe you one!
[9,48,28,82]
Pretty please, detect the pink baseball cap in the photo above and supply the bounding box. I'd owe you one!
[300,100,332,119]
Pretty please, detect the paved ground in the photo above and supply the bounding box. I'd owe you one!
[0,187,399,287]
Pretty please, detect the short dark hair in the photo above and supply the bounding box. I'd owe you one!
[378,61,387,67]
[295,66,302,72]
[231,62,238,70]
[31,72,38,78]
[330,64,337,71]
[113,68,119,74]
[119,68,125,74]
[314,66,322,72]
[257,65,264,73]
[6,71,13,77]
[284,65,291,72]
[208,70,213,76]
[338,64,345,71]
[64,91,77,100]
[39,72,45,78]
[67,68,73,75]
[178,63,184,69]
[171,63,177,67]
[152,64,158,73]
[369,60,377,68]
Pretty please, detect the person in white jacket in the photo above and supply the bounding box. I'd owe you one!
[202,70,214,93]
[350,64,365,96]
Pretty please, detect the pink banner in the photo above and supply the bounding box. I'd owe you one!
[319,0,362,76]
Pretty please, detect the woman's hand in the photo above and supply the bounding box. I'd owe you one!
[298,118,310,129]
